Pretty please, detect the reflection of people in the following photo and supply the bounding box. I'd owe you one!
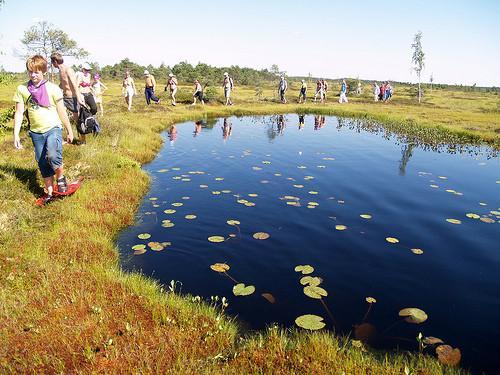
[298,114,305,130]
[277,115,286,134]
[222,118,232,140]
[314,115,320,130]
[193,120,202,137]
[298,80,307,103]
[168,124,177,143]
[144,70,160,105]
[122,70,137,111]
[13,55,74,203]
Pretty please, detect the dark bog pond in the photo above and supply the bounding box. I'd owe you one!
[117,115,499,374]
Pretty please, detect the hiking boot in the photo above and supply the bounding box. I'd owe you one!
[57,176,68,193]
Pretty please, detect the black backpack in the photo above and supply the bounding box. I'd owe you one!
[77,106,100,135]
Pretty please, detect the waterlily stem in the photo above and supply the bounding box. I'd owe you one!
[224,272,239,284]
[361,304,372,323]
[381,319,403,335]
[320,299,336,328]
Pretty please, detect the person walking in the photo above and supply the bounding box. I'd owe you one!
[192,79,205,105]
[167,73,178,106]
[373,82,380,101]
[339,79,348,103]
[75,63,97,143]
[13,55,74,203]
[122,70,137,111]
[92,73,108,116]
[314,79,324,103]
[278,76,288,104]
[143,70,160,105]
[384,81,393,102]
[222,72,234,106]
[298,79,307,103]
[50,53,85,125]
[322,79,329,100]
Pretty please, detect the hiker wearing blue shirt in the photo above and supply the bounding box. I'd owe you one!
[278,76,288,103]
[339,79,348,103]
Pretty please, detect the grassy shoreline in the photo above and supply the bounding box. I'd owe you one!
[0,82,489,373]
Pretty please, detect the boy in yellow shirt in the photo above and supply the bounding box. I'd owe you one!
[13,55,74,204]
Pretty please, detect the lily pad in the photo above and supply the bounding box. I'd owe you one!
[253,232,270,240]
[171,202,183,207]
[480,217,495,224]
[233,283,255,296]
[185,214,197,220]
[199,184,208,188]
[164,209,176,214]
[466,213,480,219]
[294,265,314,275]
[227,220,241,226]
[335,225,347,231]
[398,307,428,324]
[411,248,424,255]
[300,276,322,286]
[365,297,377,304]
[295,314,325,330]
[360,214,372,219]
[436,345,461,366]
[137,233,151,240]
[446,219,461,225]
[131,244,146,251]
[161,222,175,228]
[385,237,399,244]
[303,285,328,299]
[133,248,147,255]
[210,263,230,272]
[208,236,225,243]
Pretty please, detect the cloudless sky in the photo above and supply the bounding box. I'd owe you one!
[1,0,499,86]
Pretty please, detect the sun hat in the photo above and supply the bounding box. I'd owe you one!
[82,62,91,71]
[144,70,149,75]
[168,73,174,77]
[223,72,228,76]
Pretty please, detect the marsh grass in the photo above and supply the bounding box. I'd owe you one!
[0,78,484,373]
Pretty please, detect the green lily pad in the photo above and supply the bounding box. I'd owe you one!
[137,233,151,240]
[300,276,322,286]
[303,285,328,299]
[210,263,230,272]
[295,314,325,330]
[131,244,146,251]
[294,265,314,275]
[208,236,225,243]
[233,283,255,296]
[227,219,240,226]
[399,307,428,324]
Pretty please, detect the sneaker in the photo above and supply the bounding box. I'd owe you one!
[57,176,68,193]
[42,195,54,204]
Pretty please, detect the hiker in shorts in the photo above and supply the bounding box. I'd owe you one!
[122,70,137,111]
[314,80,324,103]
[278,76,288,104]
[76,63,97,143]
[92,73,108,116]
[13,55,74,204]
[384,81,393,102]
[339,79,348,103]
[222,72,234,106]
[167,73,178,106]
[322,79,329,100]
[143,70,160,105]
[192,79,204,105]
[298,79,307,103]
[50,53,85,126]
[373,82,380,101]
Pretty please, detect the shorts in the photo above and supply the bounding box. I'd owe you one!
[63,97,79,113]
[29,126,63,178]
[224,88,231,98]
[194,91,203,100]
[94,94,102,104]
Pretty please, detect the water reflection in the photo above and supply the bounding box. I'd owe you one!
[193,120,202,137]
[168,124,178,143]
[399,143,415,175]
[298,114,305,130]
[222,118,232,141]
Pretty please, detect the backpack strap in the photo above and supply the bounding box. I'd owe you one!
[23,93,32,130]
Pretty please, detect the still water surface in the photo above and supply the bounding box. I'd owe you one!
[117,115,499,373]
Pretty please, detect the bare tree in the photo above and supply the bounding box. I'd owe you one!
[429,73,433,92]
[411,31,425,103]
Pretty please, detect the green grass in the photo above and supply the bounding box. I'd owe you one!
[0,79,490,373]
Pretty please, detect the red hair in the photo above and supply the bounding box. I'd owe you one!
[26,55,48,73]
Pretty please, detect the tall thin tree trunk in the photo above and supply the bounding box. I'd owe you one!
[418,76,421,103]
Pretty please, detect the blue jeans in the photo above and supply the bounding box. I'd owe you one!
[29,127,63,178]
[145,87,159,105]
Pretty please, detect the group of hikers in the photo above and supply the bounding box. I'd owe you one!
[11,53,395,204]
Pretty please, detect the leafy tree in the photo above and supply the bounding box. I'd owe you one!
[411,31,425,103]
[20,21,88,75]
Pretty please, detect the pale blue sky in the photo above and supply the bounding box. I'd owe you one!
[1,0,499,86]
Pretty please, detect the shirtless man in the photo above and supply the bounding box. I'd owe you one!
[50,53,85,124]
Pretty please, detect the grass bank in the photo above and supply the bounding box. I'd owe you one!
[0,80,488,373]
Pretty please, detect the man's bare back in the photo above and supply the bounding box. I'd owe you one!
[58,64,79,98]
